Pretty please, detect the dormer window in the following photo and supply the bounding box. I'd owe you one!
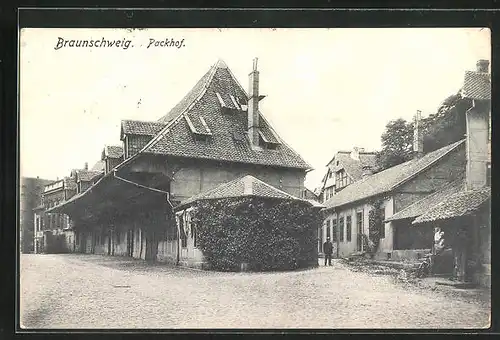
[229,94,240,110]
[258,131,280,150]
[185,115,212,142]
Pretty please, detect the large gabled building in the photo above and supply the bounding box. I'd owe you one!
[49,59,313,267]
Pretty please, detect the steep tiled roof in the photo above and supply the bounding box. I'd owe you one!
[77,170,103,182]
[413,186,490,224]
[332,151,378,181]
[177,175,303,209]
[104,145,124,159]
[462,70,491,100]
[142,60,310,170]
[121,120,166,139]
[158,66,215,124]
[323,140,465,210]
[385,176,465,222]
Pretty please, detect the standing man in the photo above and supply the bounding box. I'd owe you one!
[323,237,333,266]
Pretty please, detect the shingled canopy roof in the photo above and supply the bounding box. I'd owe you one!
[385,176,465,222]
[138,59,311,170]
[323,140,465,210]
[176,175,314,210]
[46,172,170,219]
[412,186,490,225]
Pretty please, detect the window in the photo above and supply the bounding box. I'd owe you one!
[339,217,344,242]
[380,210,386,239]
[346,215,352,242]
[356,212,363,234]
[326,220,331,238]
[331,218,337,241]
[336,170,349,189]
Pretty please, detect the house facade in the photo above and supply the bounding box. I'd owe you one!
[48,58,312,267]
[34,177,76,253]
[34,162,104,254]
[316,147,377,256]
[20,176,53,253]
[409,59,491,287]
[323,139,466,260]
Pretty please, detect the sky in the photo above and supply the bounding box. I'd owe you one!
[20,28,490,190]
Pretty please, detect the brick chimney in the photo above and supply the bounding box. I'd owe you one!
[476,59,489,73]
[248,58,261,149]
[413,110,424,158]
[84,162,88,170]
[466,60,491,190]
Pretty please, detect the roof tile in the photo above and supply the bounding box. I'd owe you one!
[463,70,491,100]
[105,145,124,159]
[77,170,103,182]
[177,175,304,208]
[143,61,310,170]
[413,186,490,224]
[121,120,166,137]
[385,176,465,222]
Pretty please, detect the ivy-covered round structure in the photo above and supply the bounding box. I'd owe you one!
[173,175,324,271]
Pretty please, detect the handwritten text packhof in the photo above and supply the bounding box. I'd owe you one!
[54,37,186,50]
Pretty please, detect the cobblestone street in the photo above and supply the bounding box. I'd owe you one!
[20,254,490,329]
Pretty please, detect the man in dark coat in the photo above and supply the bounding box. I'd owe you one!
[323,237,333,266]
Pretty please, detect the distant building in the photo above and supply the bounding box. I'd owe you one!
[318,147,377,203]
[315,147,377,255]
[20,176,54,253]
[34,162,103,253]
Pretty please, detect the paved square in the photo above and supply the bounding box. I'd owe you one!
[20,254,490,329]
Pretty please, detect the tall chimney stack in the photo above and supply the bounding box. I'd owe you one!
[248,58,260,149]
[476,59,489,73]
[84,162,88,170]
[413,110,424,158]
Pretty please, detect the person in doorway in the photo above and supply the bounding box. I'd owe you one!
[323,237,333,266]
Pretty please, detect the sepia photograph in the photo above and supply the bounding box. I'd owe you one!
[19,27,491,329]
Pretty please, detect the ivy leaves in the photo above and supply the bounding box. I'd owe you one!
[191,197,321,271]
